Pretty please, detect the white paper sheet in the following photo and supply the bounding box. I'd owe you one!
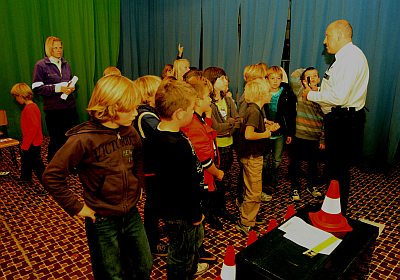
[278,216,342,255]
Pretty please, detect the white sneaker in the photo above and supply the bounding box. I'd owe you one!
[308,187,322,198]
[261,192,272,202]
[292,189,301,201]
[194,263,209,276]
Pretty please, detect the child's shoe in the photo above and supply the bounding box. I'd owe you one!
[236,221,251,235]
[151,243,168,257]
[261,192,272,202]
[307,187,322,198]
[194,263,209,276]
[291,189,301,201]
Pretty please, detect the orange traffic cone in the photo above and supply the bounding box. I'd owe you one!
[309,180,352,236]
[284,205,296,221]
[246,230,258,246]
[218,245,236,280]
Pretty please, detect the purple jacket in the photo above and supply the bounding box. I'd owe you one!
[32,57,76,111]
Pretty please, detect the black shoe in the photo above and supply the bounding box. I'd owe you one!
[207,215,223,230]
[15,177,32,184]
[255,216,266,225]
[218,210,236,223]
[35,189,48,196]
[151,243,168,257]
[199,249,217,262]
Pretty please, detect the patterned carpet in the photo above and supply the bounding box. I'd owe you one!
[1,138,399,279]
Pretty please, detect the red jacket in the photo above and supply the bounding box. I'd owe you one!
[181,113,219,192]
[21,103,43,150]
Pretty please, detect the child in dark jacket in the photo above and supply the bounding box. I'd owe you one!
[263,66,297,194]
[133,75,167,257]
[43,75,152,279]
[153,79,209,278]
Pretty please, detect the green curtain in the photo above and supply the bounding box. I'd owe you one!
[0,0,120,139]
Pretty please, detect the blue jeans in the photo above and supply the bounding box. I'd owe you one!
[164,219,204,280]
[85,207,153,280]
[263,136,284,185]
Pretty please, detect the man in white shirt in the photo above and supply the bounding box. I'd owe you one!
[303,19,369,215]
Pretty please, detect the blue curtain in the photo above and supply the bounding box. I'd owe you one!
[118,0,151,80]
[119,0,201,79]
[238,0,289,96]
[290,0,400,166]
[120,0,289,101]
[202,0,241,97]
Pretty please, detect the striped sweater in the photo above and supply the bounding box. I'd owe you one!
[295,92,324,144]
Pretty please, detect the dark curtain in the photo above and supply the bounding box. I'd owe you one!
[0,0,120,139]
[119,0,289,100]
[290,0,400,166]
[238,0,289,97]
[201,0,241,96]
[119,0,201,79]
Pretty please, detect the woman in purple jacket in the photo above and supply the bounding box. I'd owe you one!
[32,36,79,162]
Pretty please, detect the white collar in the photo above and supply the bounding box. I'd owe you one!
[49,56,61,64]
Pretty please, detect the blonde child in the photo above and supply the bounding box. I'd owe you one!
[10,83,45,191]
[236,78,278,234]
[132,75,167,256]
[263,66,296,193]
[103,66,121,76]
[172,59,190,80]
[43,75,152,279]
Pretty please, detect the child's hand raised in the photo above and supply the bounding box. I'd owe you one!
[178,43,184,57]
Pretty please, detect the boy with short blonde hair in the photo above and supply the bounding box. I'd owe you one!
[236,78,279,234]
[263,66,296,194]
[10,83,45,191]
[43,75,153,279]
[154,79,209,278]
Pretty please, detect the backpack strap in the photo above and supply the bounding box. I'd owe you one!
[138,111,159,138]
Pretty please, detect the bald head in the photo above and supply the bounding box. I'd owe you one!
[330,19,353,39]
[324,19,353,54]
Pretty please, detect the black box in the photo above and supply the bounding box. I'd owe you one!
[236,210,378,280]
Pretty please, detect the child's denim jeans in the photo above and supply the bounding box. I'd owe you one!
[164,219,204,280]
[85,207,153,279]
